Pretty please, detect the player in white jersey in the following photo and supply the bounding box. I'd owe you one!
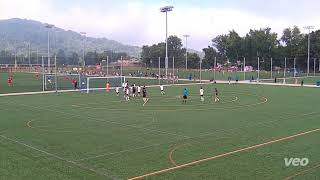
[125,87,130,101]
[122,82,126,92]
[115,87,119,96]
[200,87,204,102]
[160,85,165,95]
[137,85,141,96]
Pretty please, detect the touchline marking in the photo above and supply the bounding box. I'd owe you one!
[284,162,320,180]
[76,111,316,162]
[128,128,320,180]
[0,134,120,180]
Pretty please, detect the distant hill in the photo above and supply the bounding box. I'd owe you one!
[0,18,141,57]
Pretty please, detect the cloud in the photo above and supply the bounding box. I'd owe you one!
[0,0,319,50]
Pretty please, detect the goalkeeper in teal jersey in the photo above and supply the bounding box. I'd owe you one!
[182,88,189,104]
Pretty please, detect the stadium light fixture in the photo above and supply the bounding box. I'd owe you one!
[160,5,174,78]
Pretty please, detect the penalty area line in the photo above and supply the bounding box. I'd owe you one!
[128,128,320,180]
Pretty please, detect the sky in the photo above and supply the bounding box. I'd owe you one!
[0,0,319,50]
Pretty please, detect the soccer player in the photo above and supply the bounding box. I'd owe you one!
[142,86,149,106]
[160,85,165,95]
[106,82,110,92]
[132,84,136,97]
[182,88,189,104]
[200,87,204,102]
[47,76,52,84]
[214,88,220,102]
[74,79,78,89]
[7,77,13,87]
[122,82,126,92]
[137,85,141,96]
[115,87,120,96]
[125,86,130,101]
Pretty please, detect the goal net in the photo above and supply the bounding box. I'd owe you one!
[86,76,125,93]
[44,74,81,91]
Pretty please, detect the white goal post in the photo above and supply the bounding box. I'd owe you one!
[86,76,125,93]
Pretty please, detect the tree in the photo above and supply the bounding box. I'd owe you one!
[56,49,67,65]
[68,52,79,65]
[281,26,304,58]
[141,36,185,68]
[202,46,219,69]
[186,53,201,69]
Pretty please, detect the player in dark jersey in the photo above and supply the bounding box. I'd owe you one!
[132,84,136,97]
[142,86,149,106]
[214,88,220,102]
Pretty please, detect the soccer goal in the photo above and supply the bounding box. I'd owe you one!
[86,76,125,93]
[44,74,81,91]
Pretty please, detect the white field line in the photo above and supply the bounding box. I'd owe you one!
[0,134,120,180]
[128,128,320,180]
[0,80,210,97]
[1,76,318,97]
[75,111,320,163]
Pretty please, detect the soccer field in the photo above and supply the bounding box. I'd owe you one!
[0,83,320,180]
[1,71,320,95]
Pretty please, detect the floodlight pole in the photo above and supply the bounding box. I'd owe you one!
[120,56,123,76]
[55,56,58,92]
[257,57,260,82]
[36,48,39,65]
[183,35,190,71]
[45,24,54,73]
[200,59,202,83]
[314,58,316,77]
[80,32,87,67]
[304,26,314,76]
[42,56,44,91]
[294,58,296,78]
[243,57,246,80]
[173,56,175,84]
[165,11,168,78]
[214,57,217,80]
[284,57,287,84]
[158,57,161,85]
[270,57,273,79]
[28,43,31,68]
[160,6,174,79]
[106,56,109,76]
[14,51,17,71]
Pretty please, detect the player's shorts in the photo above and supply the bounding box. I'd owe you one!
[183,95,187,99]
[200,95,203,97]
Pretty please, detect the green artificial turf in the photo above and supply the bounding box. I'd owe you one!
[0,83,320,180]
